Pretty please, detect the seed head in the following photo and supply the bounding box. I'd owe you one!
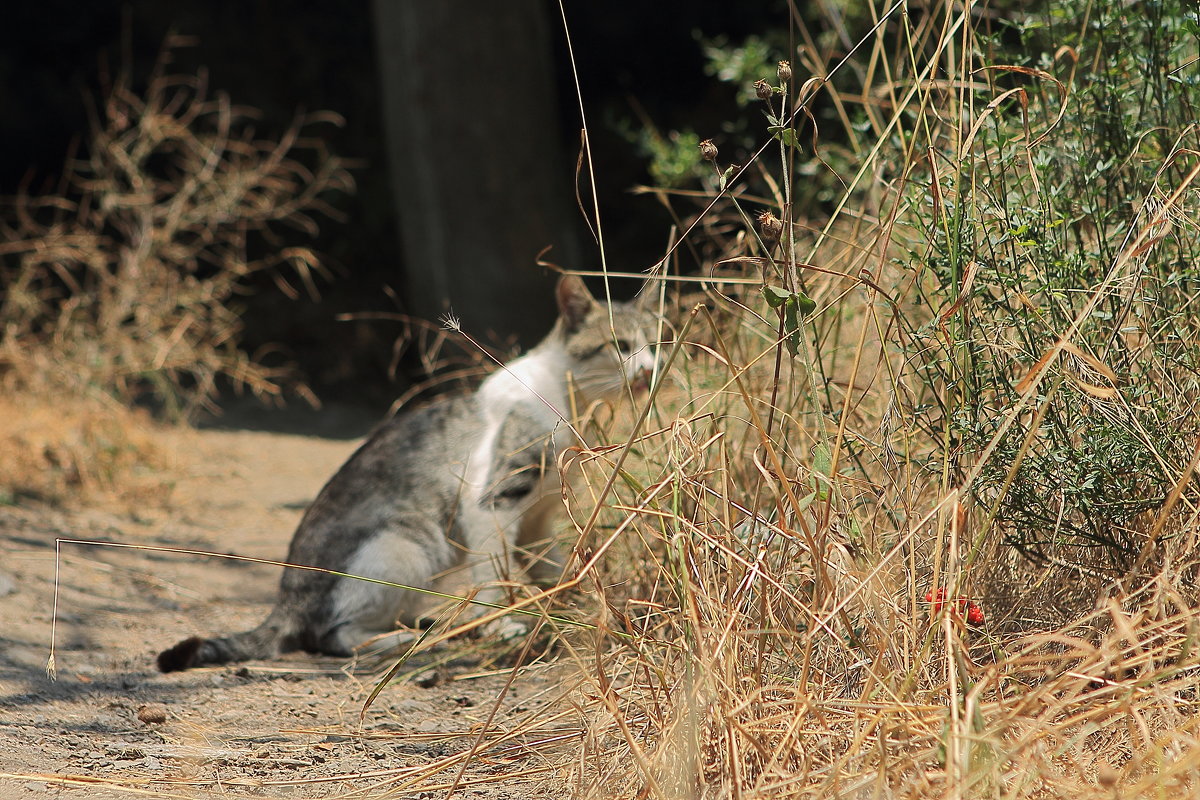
[754,79,772,102]
[777,60,792,84]
[757,210,783,248]
[699,139,718,162]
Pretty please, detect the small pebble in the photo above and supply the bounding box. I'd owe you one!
[137,704,168,725]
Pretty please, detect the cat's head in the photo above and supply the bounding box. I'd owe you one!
[552,275,660,403]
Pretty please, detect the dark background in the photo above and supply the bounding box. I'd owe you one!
[0,0,789,405]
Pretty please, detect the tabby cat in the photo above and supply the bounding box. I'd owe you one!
[158,275,657,671]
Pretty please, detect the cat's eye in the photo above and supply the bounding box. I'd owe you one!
[584,339,635,359]
[495,483,533,502]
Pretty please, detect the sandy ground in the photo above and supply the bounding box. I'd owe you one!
[0,406,579,799]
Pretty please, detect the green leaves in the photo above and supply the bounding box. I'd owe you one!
[811,443,832,498]
[764,112,799,148]
[767,125,799,149]
[719,166,737,191]
[762,285,815,356]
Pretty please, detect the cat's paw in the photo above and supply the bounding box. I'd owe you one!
[481,615,532,641]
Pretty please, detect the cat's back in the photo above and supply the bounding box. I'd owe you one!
[359,393,480,475]
[294,394,480,531]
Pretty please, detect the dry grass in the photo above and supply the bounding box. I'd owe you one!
[0,38,350,512]
[0,36,351,420]
[7,4,1200,800]
[513,1,1200,798]
[0,394,171,509]
[554,391,1200,798]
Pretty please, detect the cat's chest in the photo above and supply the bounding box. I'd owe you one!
[452,363,568,500]
[478,350,570,417]
[459,401,561,486]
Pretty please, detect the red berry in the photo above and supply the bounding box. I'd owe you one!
[926,587,983,624]
[925,587,952,613]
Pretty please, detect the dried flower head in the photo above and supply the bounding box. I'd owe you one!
[777,60,792,84]
[754,79,772,102]
[698,139,718,162]
[757,210,783,248]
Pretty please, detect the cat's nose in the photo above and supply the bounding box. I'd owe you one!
[630,365,653,393]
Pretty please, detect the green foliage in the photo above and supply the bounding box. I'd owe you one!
[901,0,1200,557]
[762,285,816,356]
[624,0,1198,573]
[636,127,703,188]
[624,33,784,188]
[700,33,781,106]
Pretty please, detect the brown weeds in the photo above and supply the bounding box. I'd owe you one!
[0,36,352,420]
[0,394,170,507]
[542,1,1200,798]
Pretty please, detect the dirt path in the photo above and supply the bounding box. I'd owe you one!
[0,408,577,799]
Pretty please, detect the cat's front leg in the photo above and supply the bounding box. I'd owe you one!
[517,494,567,584]
[458,505,537,640]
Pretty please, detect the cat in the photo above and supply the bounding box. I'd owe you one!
[157,275,658,671]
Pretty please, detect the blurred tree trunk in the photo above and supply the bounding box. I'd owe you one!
[372,0,578,344]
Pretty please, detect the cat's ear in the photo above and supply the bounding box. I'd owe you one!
[556,275,596,331]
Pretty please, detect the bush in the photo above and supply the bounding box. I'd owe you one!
[0,40,353,419]
[552,1,1200,797]
[899,0,1200,561]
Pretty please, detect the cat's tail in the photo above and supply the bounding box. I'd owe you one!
[157,608,296,672]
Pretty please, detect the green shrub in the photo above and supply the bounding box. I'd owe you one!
[899,0,1200,559]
